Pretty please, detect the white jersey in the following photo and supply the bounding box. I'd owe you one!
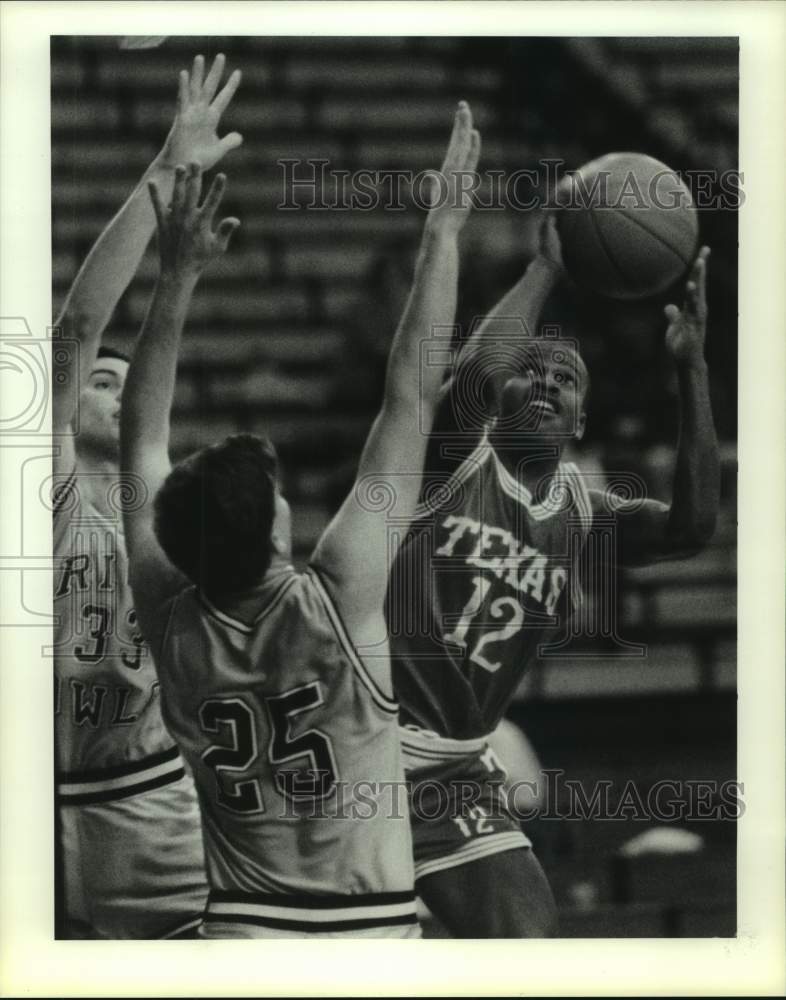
[52,469,207,938]
[53,469,178,777]
[157,565,418,937]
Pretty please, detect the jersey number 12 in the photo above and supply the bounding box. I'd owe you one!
[442,574,524,673]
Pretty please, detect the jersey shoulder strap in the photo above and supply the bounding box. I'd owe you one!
[413,431,491,521]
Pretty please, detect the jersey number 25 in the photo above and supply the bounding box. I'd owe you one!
[199,682,339,815]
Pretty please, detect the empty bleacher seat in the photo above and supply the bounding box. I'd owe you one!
[179,328,345,367]
[96,55,194,90]
[653,63,738,94]
[51,253,78,284]
[125,285,310,325]
[52,178,138,210]
[316,96,497,131]
[284,57,448,91]
[208,368,334,410]
[283,244,375,280]
[540,644,701,699]
[712,638,736,690]
[242,211,421,241]
[52,98,120,131]
[625,546,736,587]
[131,96,304,131]
[52,139,158,173]
[650,585,736,629]
[51,58,86,89]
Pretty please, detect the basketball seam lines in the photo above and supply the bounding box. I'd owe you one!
[588,209,631,286]
[611,206,696,267]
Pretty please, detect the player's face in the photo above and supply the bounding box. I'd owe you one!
[77,357,128,461]
[498,344,588,443]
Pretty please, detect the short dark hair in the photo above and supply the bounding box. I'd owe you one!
[154,433,278,599]
[97,345,131,364]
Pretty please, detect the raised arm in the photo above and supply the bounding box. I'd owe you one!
[120,164,239,648]
[312,102,480,667]
[53,54,242,470]
[448,212,563,426]
[591,247,720,564]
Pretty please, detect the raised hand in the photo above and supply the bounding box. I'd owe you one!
[425,101,481,237]
[538,213,564,270]
[158,54,243,172]
[148,163,240,278]
[664,246,711,367]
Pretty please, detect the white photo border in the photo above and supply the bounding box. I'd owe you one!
[0,1,784,995]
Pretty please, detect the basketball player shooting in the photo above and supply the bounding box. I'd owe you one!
[119,105,481,937]
[51,54,242,939]
[388,213,721,937]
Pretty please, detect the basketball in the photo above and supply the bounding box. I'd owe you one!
[557,152,699,301]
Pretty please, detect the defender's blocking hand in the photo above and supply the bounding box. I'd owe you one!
[425,101,481,238]
[664,246,711,367]
[538,213,564,270]
[158,54,243,172]
[149,163,240,278]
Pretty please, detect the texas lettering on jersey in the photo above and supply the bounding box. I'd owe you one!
[435,513,568,627]
[388,436,593,740]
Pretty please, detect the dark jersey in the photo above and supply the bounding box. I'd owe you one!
[388,432,593,741]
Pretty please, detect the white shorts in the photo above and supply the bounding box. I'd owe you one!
[199,889,421,939]
[200,922,422,940]
[58,768,208,939]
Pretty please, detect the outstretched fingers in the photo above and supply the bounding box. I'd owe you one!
[171,164,187,222]
[189,54,205,102]
[201,53,226,103]
[217,131,244,155]
[199,172,227,225]
[215,216,241,254]
[212,68,243,117]
[663,302,681,325]
[465,128,481,175]
[684,246,710,317]
[147,179,167,233]
[185,162,203,214]
[177,69,189,115]
[441,101,473,174]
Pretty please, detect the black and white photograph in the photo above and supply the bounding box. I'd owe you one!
[1,1,784,996]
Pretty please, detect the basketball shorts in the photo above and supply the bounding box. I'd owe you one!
[200,921,422,940]
[400,729,532,883]
[57,755,208,939]
[199,890,421,939]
